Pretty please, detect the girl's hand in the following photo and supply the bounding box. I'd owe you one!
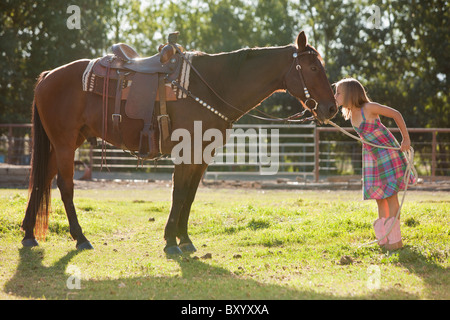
[400,139,411,152]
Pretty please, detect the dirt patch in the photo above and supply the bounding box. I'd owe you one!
[71,177,450,192]
[2,163,450,191]
[71,178,262,191]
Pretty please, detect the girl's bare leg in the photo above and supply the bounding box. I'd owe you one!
[386,193,400,218]
[376,198,389,219]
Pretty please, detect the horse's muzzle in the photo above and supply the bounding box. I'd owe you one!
[313,103,338,124]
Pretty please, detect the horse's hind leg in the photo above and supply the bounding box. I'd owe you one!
[55,143,93,250]
[21,149,57,246]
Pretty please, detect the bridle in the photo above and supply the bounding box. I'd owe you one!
[286,48,320,117]
[170,44,322,124]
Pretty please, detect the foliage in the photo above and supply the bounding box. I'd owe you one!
[0,0,114,123]
[0,1,448,170]
[1,0,448,126]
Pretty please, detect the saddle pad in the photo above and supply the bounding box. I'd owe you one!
[175,52,195,99]
[82,67,133,99]
[82,58,99,92]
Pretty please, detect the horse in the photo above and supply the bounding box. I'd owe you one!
[21,31,337,255]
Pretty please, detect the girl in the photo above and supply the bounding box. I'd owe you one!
[334,78,416,250]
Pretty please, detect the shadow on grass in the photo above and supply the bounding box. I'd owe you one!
[5,247,332,300]
[395,245,450,299]
[5,244,447,300]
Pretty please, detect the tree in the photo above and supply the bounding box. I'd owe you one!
[0,0,114,123]
[1,0,448,130]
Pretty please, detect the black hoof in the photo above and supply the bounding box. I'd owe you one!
[179,242,197,253]
[76,241,94,251]
[22,238,39,247]
[164,245,183,256]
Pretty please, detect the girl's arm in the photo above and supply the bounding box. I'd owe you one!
[365,102,411,152]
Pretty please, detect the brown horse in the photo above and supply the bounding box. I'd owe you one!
[21,31,337,255]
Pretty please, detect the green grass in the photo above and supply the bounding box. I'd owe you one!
[0,186,449,300]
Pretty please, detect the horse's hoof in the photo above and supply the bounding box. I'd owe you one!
[164,245,183,256]
[22,238,39,247]
[179,242,197,253]
[77,241,94,251]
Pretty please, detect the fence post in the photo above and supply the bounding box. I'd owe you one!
[431,131,437,182]
[7,126,13,164]
[314,126,319,182]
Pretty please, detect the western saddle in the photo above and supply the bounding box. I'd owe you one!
[84,32,184,159]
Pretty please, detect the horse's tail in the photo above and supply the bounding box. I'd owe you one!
[27,71,52,240]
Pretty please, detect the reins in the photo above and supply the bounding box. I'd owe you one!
[325,119,418,248]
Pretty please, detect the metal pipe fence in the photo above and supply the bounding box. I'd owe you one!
[1,123,449,181]
[315,127,450,182]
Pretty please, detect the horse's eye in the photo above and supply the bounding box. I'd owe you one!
[311,66,317,71]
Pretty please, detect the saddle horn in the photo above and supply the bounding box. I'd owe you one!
[159,32,184,64]
[168,31,179,44]
[159,45,176,64]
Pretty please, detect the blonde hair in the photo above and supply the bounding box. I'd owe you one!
[334,78,371,120]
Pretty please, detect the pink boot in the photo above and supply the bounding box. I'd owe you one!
[373,218,388,246]
[384,217,403,250]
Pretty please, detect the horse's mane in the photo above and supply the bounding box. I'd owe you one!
[191,43,324,66]
[191,44,292,58]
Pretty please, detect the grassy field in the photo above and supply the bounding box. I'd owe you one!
[0,185,449,300]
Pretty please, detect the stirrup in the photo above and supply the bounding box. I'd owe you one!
[137,127,153,159]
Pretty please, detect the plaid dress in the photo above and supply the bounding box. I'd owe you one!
[353,108,416,200]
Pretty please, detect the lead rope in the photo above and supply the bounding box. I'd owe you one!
[324,120,418,248]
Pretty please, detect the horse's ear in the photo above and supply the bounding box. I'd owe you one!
[296,31,308,51]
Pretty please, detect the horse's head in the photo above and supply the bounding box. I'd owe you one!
[285,31,337,123]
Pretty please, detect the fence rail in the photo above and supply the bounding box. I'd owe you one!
[316,127,450,182]
[1,123,449,182]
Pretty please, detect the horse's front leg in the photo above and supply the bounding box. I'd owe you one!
[164,163,207,255]
[164,186,187,255]
[176,164,208,253]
